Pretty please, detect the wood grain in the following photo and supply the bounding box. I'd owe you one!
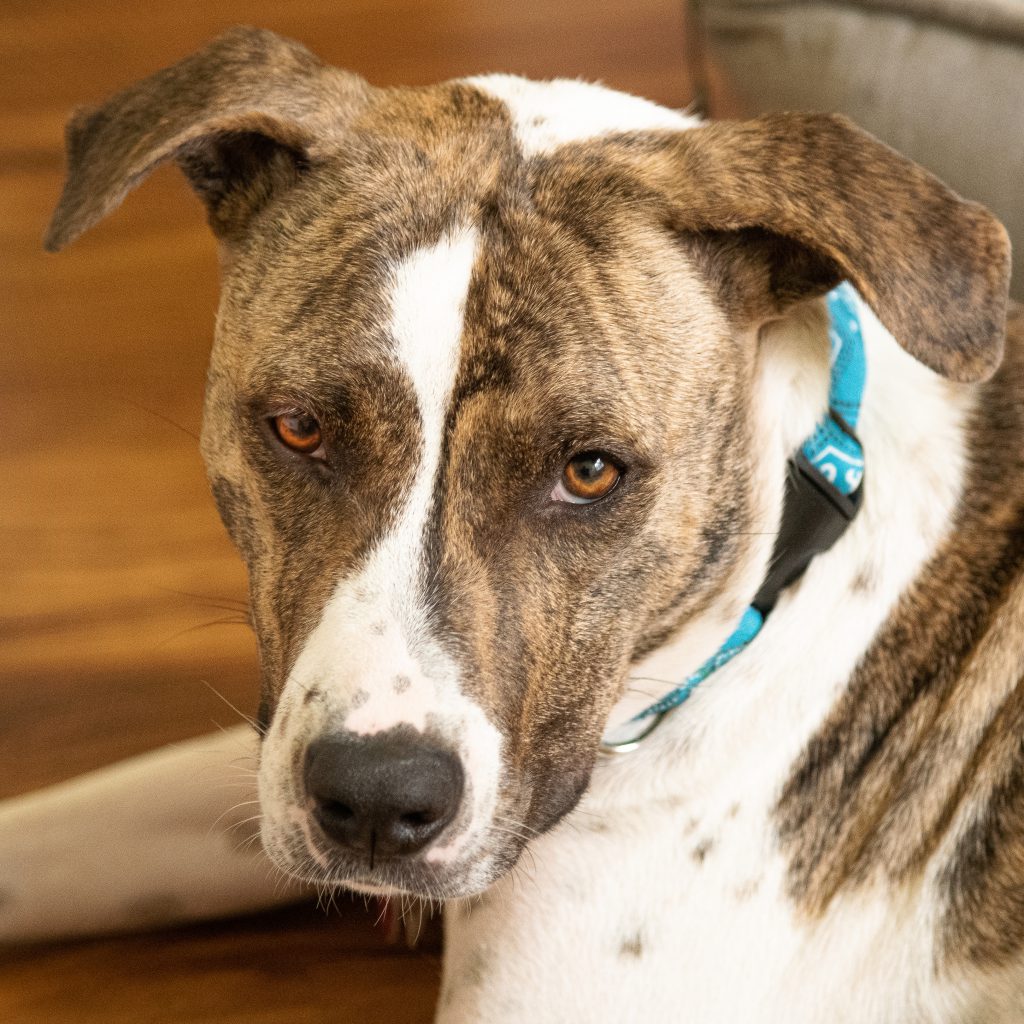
[0,2,694,1019]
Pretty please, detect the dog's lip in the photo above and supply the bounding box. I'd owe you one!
[335,877,401,898]
[283,853,497,900]
[265,818,523,899]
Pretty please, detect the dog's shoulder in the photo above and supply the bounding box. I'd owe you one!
[776,305,1024,976]
[935,300,1024,971]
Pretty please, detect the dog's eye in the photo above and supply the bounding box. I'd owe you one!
[552,452,622,504]
[271,412,323,456]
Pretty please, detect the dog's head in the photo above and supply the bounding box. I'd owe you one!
[48,28,1010,897]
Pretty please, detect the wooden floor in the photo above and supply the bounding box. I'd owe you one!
[0,2,695,1020]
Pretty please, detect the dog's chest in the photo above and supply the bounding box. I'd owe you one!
[438,784,943,1024]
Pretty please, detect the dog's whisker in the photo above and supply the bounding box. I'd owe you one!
[234,831,265,855]
[159,593,253,618]
[493,814,542,838]
[198,766,258,785]
[209,770,259,785]
[206,801,262,839]
[155,585,251,621]
[627,675,678,687]
[112,392,200,442]
[153,616,254,650]
[373,895,391,929]
[489,823,538,846]
[199,679,264,735]
[222,812,264,835]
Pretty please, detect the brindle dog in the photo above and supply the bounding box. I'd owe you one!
[3,27,1022,1023]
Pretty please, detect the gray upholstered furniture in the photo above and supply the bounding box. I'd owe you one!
[689,0,1024,297]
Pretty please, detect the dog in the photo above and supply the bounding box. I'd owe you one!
[2,25,1022,1022]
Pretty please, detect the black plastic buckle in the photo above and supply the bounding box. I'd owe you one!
[752,417,863,615]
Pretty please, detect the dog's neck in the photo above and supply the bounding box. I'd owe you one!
[596,290,974,803]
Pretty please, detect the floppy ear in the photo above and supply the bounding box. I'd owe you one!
[44,26,370,251]
[613,113,1011,383]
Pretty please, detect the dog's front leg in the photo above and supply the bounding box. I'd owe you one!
[0,725,307,943]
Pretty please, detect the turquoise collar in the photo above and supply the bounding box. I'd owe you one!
[601,283,867,753]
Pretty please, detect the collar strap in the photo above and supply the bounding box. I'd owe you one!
[601,283,866,753]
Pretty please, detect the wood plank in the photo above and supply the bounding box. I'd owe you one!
[0,904,443,1024]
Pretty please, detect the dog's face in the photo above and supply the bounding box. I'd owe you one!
[47,29,1009,898]
[201,90,765,894]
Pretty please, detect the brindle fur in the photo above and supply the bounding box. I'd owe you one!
[45,27,1020,974]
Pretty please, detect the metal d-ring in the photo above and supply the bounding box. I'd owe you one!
[598,709,668,755]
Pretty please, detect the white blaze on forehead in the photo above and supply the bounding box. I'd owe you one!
[391,223,478,499]
[270,226,481,734]
[391,225,479,468]
[382,224,480,623]
[463,74,700,156]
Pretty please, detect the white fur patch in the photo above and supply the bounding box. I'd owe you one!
[390,226,478,562]
[464,74,699,156]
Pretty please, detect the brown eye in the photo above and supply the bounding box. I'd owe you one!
[556,452,622,504]
[272,412,322,455]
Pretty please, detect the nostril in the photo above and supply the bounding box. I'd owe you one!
[320,800,355,823]
[400,809,438,828]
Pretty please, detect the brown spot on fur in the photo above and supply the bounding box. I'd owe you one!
[393,674,411,694]
[302,685,320,705]
[691,838,714,864]
[619,931,644,958]
[939,676,1024,967]
[444,945,490,1007]
[850,565,877,595]
[349,689,370,710]
[734,879,760,902]
[210,477,260,562]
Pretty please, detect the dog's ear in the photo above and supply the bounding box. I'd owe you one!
[615,113,1011,383]
[44,26,369,251]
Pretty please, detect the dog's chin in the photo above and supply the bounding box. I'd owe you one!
[260,826,524,901]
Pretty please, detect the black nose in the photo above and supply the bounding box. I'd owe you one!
[305,731,464,861]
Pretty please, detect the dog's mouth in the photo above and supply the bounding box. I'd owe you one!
[259,807,527,900]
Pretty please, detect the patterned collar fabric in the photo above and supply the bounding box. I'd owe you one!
[802,283,866,496]
[600,284,867,753]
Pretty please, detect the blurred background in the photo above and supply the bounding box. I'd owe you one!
[1,1,1021,1021]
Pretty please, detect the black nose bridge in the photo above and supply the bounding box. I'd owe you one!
[305,728,464,861]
